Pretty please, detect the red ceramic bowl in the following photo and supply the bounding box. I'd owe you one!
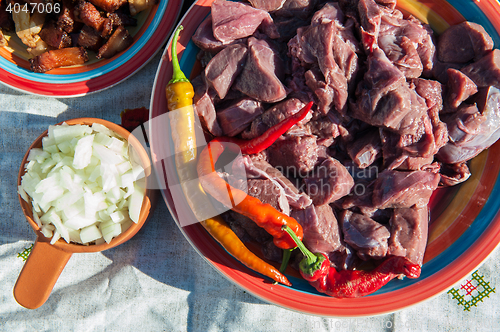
[149,0,500,316]
[0,0,183,97]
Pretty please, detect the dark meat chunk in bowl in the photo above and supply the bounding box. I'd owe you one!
[302,157,354,205]
[437,86,500,164]
[388,206,429,265]
[246,179,290,215]
[411,78,443,111]
[445,68,478,110]
[57,0,79,33]
[461,49,500,89]
[216,98,264,136]
[372,170,440,209]
[243,157,313,209]
[96,26,133,59]
[437,21,494,63]
[350,48,423,131]
[440,162,471,187]
[205,43,248,99]
[234,37,287,103]
[192,74,223,137]
[211,0,279,44]
[267,135,319,174]
[192,16,226,53]
[30,47,89,73]
[39,20,72,49]
[358,0,382,51]
[76,25,104,52]
[288,21,349,113]
[242,98,310,139]
[76,0,113,38]
[378,11,436,79]
[340,210,390,260]
[291,204,342,254]
[274,0,318,19]
[346,128,382,169]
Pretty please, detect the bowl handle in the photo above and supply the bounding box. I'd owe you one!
[13,237,72,309]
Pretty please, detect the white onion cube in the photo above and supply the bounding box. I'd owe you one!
[73,134,94,169]
[79,225,102,243]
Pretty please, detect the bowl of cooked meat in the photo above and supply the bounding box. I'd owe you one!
[150,0,500,316]
[0,0,183,97]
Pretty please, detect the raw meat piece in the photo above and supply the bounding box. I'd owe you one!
[242,98,309,139]
[192,16,226,53]
[388,206,429,265]
[192,75,223,136]
[437,87,500,163]
[205,43,248,99]
[291,204,342,254]
[372,170,440,209]
[351,49,418,130]
[211,0,279,44]
[445,68,478,109]
[437,21,494,63]
[346,128,382,168]
[303,157,354,205]
[439,162,471,187]
[340,210,390,260]
[233,37,287,102]
[247,179,290,215]
[216,98,264,136]
[268,135,319,174]
[461,49,500,89]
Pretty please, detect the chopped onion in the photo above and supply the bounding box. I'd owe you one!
[18,123,145,245]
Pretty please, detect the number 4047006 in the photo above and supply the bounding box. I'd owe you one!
[6,2,61,14]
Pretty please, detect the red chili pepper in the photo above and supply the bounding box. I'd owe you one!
[282,226,421,298]
[197,102,313,250]
[213,101,313,154]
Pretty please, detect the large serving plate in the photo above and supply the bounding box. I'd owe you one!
[0,0,183,97]
[150,0,500,316]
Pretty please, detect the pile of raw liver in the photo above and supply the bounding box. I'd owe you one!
[191,0,500,270]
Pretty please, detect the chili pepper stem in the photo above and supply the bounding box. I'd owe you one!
[169,25,189,85]
[281,225,316,265]
[279,248,293,274]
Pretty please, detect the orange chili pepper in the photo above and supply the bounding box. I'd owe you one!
[167,25,290,285]
[202,217,291,286]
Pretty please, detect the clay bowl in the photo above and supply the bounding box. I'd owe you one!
[14,118,154,309]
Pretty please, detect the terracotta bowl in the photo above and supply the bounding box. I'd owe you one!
[14,118,154,309]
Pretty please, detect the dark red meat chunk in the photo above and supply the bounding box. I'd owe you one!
[291,204,343,254]
[437,21,494,63]
[388,206,429,265]
[211,0,279,44]
[267,135,319,174]
[445,68,478,110]
[217,98,264,136]
[461,49,500,89]
[340,210,390,260]
[205,43,248,99]
[372,170,440,209]
[233,37,287,103]
[302,157,354,205]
